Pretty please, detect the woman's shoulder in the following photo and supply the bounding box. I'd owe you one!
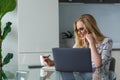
[101,37,113,49]
[102,37,113,44]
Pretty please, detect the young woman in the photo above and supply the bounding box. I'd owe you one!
[59,14,113,80]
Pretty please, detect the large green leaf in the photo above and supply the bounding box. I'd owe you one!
[0,70,8,80]
[2,70,8,80]
[2,22,12,40]
[0,48,2,58]
[0,0,16,79]
[2,53,13,66]
[0,70,2,79]
[0,0,17,20]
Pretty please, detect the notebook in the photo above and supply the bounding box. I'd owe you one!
[52,48,92,72]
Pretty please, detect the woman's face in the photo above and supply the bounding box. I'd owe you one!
[76,21,87,39]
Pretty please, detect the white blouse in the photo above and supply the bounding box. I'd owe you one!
[73,37,113,69]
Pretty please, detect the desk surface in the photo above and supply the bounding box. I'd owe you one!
[9,65,116,80]
[16,65,55,80]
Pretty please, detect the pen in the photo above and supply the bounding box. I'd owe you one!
[47,55,50,58]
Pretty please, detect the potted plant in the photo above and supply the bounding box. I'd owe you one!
[61,30,73,39]
[0,0,17,79]
[61,30,75,48]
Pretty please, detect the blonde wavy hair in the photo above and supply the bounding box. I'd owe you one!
[73,14,106,48]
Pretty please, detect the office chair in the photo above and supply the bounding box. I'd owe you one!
[109,57,116,72]
[109,57,116,80]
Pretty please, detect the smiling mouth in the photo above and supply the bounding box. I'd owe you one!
[80,34,84,37]
[79,34,85,39]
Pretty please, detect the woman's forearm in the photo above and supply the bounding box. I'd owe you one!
[89,43,102,68]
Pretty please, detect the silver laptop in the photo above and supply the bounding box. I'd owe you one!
[52,48,92,72]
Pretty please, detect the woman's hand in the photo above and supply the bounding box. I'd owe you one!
[42,56,54,66]
[85,34,95,45]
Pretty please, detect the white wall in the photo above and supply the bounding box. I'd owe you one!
[18,0,59,53]
[2,9,18,78]
[18,0,59,66]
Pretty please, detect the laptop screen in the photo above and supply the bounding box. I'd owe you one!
[52,48,92,72]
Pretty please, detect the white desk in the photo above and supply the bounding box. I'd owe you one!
[17,65,55,80]
[9,65,116,80]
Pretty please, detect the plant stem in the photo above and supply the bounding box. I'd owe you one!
[0,21,1,49]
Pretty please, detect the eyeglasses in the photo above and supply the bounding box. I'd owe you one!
[75,27,84,32]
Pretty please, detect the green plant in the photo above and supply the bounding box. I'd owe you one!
[0,0,17,79]
[61,30,73,39]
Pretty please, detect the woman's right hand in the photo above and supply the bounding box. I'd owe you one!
[42,56,54,66]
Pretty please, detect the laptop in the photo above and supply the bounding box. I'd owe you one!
[52,48,92,72]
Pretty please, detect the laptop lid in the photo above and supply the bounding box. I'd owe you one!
[52,48,92,72]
